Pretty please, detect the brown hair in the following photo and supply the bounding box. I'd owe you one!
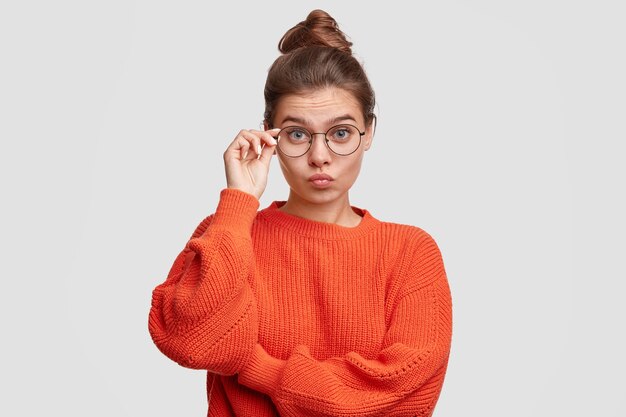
[264,9,376,128]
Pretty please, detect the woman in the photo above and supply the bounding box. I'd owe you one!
[149,9,453,417]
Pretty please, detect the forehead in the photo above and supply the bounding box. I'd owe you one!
[274,87,363,125]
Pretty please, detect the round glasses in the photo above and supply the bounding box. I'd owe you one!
[276,124,365,157]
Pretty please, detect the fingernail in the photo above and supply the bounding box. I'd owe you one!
[271,128,281,131]
[257,145,262,155]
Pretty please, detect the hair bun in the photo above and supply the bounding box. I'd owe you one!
[278,9,353,54]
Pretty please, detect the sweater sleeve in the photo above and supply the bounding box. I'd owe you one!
[237,232,453,417]
[148,188,261,375]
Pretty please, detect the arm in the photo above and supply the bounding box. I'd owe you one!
[237,232,453,417]
[148,188,260,375]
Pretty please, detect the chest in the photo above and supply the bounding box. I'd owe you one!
[251,237,394,360]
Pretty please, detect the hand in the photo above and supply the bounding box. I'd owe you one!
[223,128,280,200]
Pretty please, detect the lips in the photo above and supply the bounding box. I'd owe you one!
[308,173,334,187]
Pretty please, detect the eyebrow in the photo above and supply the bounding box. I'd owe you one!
[279,114,358,127]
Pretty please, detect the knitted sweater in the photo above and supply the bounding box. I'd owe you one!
[149,188,453,417]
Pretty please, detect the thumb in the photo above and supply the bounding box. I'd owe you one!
[258,141,277,164]
[258,131,279,163]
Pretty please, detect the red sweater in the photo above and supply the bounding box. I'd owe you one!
[149,189,453,416]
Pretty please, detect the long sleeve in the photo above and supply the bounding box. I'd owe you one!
[148,188,261,375]
[237,232,453,416]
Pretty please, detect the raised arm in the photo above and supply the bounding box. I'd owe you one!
[149,125,278,374]
[237,232,453,416]
[148,188,261,375]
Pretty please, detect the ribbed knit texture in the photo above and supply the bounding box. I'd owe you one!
[149,188,453,417]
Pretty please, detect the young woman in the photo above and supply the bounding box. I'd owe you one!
[149,9,453,417]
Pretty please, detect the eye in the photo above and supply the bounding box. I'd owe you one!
[329,125,355,142]
[336,129,347,138]
[284,127,310,143]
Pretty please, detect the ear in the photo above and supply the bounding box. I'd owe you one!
[363,116,376,151]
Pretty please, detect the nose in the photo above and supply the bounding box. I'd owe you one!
[307,133,332,167]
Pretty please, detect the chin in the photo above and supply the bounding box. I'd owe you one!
[291,182,350,205]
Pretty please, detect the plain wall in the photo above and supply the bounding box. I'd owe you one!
[1,1,624,415]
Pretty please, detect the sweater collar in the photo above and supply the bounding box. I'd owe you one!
[258,201,380,240]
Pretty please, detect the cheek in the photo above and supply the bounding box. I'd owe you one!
[347,153,365,173]
[337,157,364,185]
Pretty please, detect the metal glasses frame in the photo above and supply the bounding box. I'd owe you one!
[275,124,366,158]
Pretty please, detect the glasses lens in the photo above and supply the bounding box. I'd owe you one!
[326,125,361,155]
[277,127,311,157]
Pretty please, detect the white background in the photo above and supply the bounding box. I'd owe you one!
[1,0,624,415]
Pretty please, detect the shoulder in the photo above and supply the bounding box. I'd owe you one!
[379,221,443,270]
[375,218,440,249]
[374,219,446,290]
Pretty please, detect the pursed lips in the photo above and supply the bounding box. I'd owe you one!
[308,173,334,186]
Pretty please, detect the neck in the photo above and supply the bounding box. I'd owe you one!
[279,191,362,227]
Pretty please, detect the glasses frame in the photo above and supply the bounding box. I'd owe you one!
[275,124,366,158]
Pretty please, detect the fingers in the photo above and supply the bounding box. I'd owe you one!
[258,139,277,162]
[226,128,279,161]
[251,128,279,158]
[237,136,251,160]
[257,128,279,161]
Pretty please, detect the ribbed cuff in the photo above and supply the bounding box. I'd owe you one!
[237,343,286,396]
[210,188,260,232]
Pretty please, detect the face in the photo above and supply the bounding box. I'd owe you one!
[268,87,374,208]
